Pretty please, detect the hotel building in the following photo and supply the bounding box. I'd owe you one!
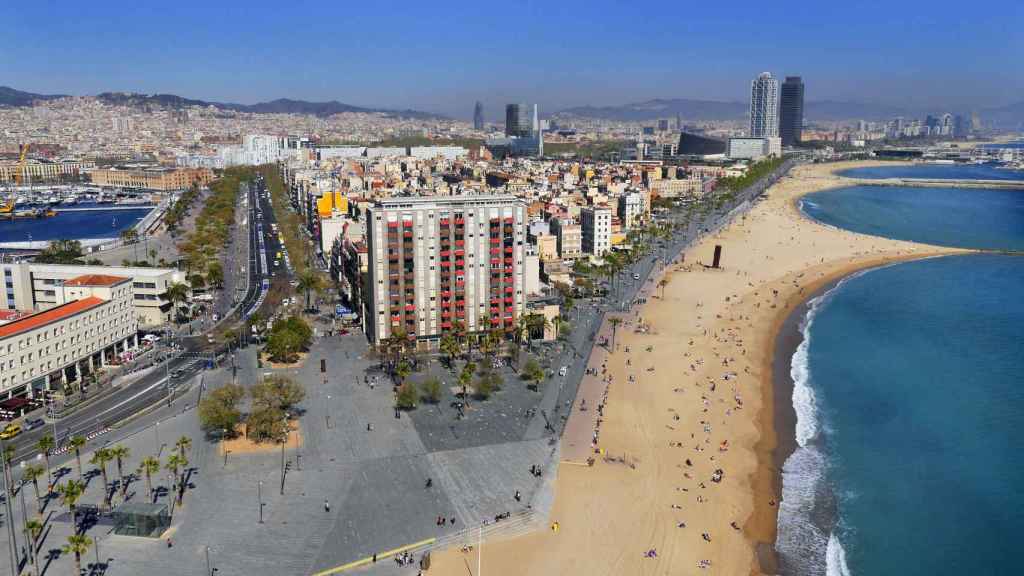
[0,274,138,399]
[366,195,527,345]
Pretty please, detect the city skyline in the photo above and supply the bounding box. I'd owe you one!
[2,1,1021,118]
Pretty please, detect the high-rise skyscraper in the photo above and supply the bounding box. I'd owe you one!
[749,72,779,138]
[779,76,804,147]
[473,101,484,130]
[505,103,532,138]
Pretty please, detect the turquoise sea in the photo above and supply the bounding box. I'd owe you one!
[778,168,1024,575]
[838,163,1024,181]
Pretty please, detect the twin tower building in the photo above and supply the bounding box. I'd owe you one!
[750,72,804,147]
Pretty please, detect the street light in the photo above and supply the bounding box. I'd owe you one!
[257,480,264,524]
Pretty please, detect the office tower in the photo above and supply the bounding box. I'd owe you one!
[473,101,484,130]
[531,104,539,135]
[505,103,532,137]
[365,195,527,344]
[749,72,779,138]
[779,76,804,146]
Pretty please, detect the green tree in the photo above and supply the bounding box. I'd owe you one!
[608,317,623,349]
[164,282,190,323]
[439,333,460,370]
[89,447,114,510]
[175,436,192,460]
[521,358,545,391]
[251,376,306,412]
[246,406,287,443]
[296,269,324,311]
[458,361,476,397]
[139,457,161,503]
[23,464,45,516]
[68,435,87,480]
[37,434,55,493]
[109,444,130,498]
[395,382,417,410]
[62,533,92,576]
[56,479,85,519]
[420,376,443,404]
[24,518,43,573]
[198,383,245,435]
[206,261,224,288]
[33,239,85,264]
[165,453,189,506]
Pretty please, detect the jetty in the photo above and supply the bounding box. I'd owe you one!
[846,177,1024,190]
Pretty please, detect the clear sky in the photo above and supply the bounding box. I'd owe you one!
[2,0,1020,118]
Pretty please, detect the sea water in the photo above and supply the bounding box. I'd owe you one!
[779,177,1024,575]
[0,205,153,244]
[838,163,1024,181]
[800,185,1024,251]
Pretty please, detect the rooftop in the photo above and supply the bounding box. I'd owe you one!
[0,297,106,339]
[63,274,131,287]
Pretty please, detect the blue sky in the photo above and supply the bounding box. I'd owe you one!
[2,0,1020,117]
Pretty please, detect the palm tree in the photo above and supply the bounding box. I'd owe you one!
[174,436,192,460]
[439,333,460,370]
[37,434,55,493]
[609,317,623,349]
[139,457,161,503]
[68,435,87,479]
[296,269,324,311]
[62,533,92,576]
[23,464,45,516]
[165,454,188,506]
[90,447,114,510]
[109,444,130,497]
[25,518,42,574]
[658,278,669,299]
[164,282,190,324]
[57,479,85,520]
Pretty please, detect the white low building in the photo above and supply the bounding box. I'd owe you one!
[0,274,139,399]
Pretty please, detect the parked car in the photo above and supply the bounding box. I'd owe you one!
[23,418,44,431]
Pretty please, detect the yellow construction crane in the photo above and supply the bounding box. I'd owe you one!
[14,143,29,186]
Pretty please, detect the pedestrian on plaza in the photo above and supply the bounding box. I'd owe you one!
[324,499,330,513]
[514,490,521,502]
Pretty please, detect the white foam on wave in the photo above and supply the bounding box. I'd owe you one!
[826,531,852,576]
[776,443,830,573]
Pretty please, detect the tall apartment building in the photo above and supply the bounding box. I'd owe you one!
[0,274,138,399]
[366,195,527,345]
[779,76,805,147]
[581,206,612,257]
[750,72,779,138]
[617,192,646,229]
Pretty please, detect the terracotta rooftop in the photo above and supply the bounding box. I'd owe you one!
[63,274,130,287]
[0,310,27,323]
[0,297,106,339]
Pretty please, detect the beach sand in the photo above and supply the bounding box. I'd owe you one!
[428,160,963,575]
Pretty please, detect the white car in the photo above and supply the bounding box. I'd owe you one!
[559,366,568,377]
[632,273,641,280]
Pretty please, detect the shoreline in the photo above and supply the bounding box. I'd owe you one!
[748,251,959,574]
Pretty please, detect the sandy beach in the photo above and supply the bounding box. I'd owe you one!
[428,160,964,575]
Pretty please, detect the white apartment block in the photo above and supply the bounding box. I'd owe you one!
[581,206,612,257]
[366,195,527,345]
[2,263,188,327]
[0,274,139,399]
[618,192,645,229]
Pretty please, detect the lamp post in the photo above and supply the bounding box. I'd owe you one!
[257,480,263,524]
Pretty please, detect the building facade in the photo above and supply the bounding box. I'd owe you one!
[365,195,527,345]
[0,274,138,399]
[549,218,582,259]
[581,206,612,257]
[780,76,805,147]
[473,101,485,130]
[2,263,188,327]
[89,167,214,191]
[0,159,90,184]
[750,72,779,138]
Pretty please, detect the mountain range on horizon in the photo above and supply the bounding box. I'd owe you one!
[2,85,1022,128]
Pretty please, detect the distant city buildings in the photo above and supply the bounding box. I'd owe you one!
[749,72,779,138]
[473,101,485,130]
[780,76,804,147]
[88,167,214,191]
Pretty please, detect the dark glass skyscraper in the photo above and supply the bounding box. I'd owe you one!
[473,101,484,130]
[504,103,531,137]
[780,76,804,147]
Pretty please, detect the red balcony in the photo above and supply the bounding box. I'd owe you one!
[489,258,499,265]
[440,250,451,258]
[504,297,514,304]
[505,286,514,293]
[456,281,465,288]
[504,257,513,264]
[504,267,514,274]
[455,259,465,267]
[490,307,499,315]
[402,219,414,227]
[441,321,452,329]
[441,300,452,308]
[455,240,465,247]
[440,218,450,226]
[405,304,416,312]
[455,218,465,225]
[504,246,513,253]
[456,310,466,318]
[442,310,452,318]
[490,237,501,244]
[504,217,514,223]
[441,290,452,298]
[387,221,399,228]
[489,248,500,255]
[491,317,501,325]
[403,231,413,239]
